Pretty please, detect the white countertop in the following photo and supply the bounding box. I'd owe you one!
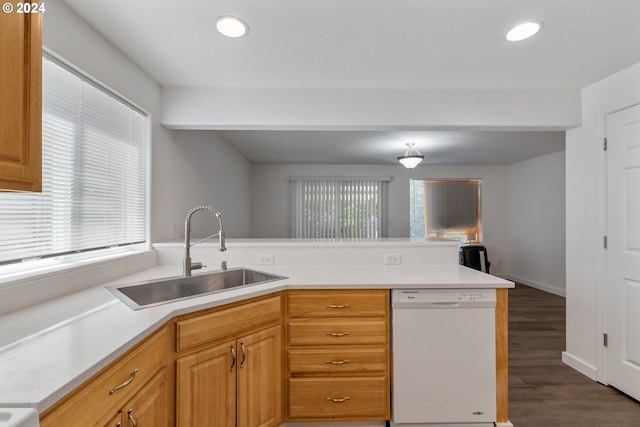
[0,263,512,413]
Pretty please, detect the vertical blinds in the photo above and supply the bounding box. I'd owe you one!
[0,56,147,264]
[291,177,389,239]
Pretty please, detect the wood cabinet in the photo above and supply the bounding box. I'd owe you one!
[285,289,390,422]
[175,295,283,427]
[35,286,507,426]
[40,326,172,427]
[102,368,170,427]
[0,4,42,192]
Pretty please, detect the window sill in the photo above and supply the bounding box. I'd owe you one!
[0,248,157,316]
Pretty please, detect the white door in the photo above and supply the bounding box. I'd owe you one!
[606,103,640,401]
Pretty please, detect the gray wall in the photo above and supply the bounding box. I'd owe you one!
[250,163,511,277]
[507,151,566,295]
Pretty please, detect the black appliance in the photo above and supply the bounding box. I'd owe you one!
[458,244,491,274]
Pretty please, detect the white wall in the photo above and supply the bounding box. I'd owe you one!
[250,163,510,277]
[507,151,566,296]
[43,0,252,242]
[162,87,581,130]
[565,62,640,381]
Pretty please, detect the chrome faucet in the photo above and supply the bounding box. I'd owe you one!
[183,205,226,276]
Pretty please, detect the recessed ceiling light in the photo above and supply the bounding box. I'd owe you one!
[506,22,542,41]
[215,15,249,38]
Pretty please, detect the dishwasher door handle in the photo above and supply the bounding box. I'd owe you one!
[430,302,460,308]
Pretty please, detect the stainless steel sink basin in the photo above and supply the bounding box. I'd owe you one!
[107,267,286,310]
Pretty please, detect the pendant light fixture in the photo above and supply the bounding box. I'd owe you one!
[397,142,425,168]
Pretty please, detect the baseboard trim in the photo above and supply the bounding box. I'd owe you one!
[562,351,598,381]
[507,274,566,297]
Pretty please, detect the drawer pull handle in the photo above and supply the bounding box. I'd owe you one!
[109,368,139,395]
[325,304,350,309]
[127,408,138,427]
[325,331,350,337]
[325,359,350,365]
[240,341,247,368]
[326,396,351,403]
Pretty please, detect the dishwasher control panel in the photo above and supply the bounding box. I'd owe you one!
[392,289,496,308]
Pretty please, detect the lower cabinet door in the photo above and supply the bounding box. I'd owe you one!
[237,325,282,427]
[124,368,170,427]
[177,342,236,427]
[288,377,388,420]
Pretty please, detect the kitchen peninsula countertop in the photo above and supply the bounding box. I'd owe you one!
[0,261,513,413]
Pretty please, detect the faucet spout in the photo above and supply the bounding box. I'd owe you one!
[184,205,227,276]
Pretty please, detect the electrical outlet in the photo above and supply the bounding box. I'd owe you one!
[170,223,178,240]
[257,254,274,265]
[384,253,401,265]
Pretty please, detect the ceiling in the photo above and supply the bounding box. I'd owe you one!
[60,0,640,165]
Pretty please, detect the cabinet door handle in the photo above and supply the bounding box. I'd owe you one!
[325,359,350,365]
[127,408,138,427]
[230,344,236,372]
[325,304,350,309]
[326,396,351,403]
[325,331,350,337]
[109,368,138,395]
[240,342,247,368]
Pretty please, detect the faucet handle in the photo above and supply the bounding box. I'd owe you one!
[191,262,205,271]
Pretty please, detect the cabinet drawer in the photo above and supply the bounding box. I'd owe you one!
[288,348,387,373]
[41,326,169,427]
[289,377,388,420]
[288,290,388,318]
[288,320,387,346]
[176,295,281,352]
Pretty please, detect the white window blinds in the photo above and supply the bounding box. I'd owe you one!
[291,177,389,239]
[0,55,147,265]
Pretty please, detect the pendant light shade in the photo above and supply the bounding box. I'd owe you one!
[397,142,425,168]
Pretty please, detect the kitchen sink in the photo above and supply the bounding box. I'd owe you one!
[107,267,287,310]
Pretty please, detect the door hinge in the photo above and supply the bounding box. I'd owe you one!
[603,138,608,151]
[604,333,608,347]
[603,235,608,249]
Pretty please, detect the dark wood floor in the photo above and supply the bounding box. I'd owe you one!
[508,284,640,426]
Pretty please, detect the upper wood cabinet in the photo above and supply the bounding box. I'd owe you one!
[0,5,42,192]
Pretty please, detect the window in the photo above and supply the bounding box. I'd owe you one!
[0,55,148,265]
[409,179,481,242]
[291,177,389,238]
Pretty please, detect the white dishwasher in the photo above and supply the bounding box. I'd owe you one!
[391,289,496,427]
